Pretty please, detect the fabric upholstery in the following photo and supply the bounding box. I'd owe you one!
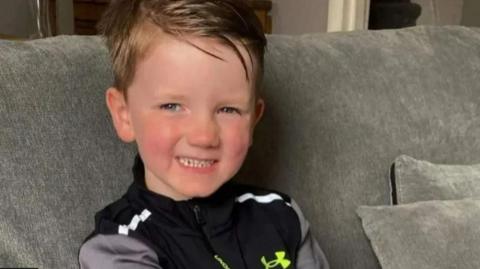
[357,199,480,269]
[238,25,480,269]
[393,155,480,204]
[0,36,135,268]
[2,26,480,268]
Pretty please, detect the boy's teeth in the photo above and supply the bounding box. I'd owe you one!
[178,157,215,168]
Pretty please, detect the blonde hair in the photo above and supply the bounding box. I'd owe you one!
[98,0,267,98]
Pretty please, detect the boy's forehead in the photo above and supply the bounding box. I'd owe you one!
[144,32,255,78]
[129,33,256,99]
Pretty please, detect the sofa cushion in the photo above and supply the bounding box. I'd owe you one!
[238,26,480,269]
[0,37,135,268]
[357,199,480,269]
[393,155,480,204]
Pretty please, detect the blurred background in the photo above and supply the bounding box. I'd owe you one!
[0,0,479,39]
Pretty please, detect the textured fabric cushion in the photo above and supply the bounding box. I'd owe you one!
[357,199,480,269]
[0,37,135,268]
[393,155,480,204]
[238,26,480,269]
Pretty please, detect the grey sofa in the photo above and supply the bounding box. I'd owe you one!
[2,25,480,269]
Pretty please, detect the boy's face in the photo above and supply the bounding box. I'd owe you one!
[106,35,264,201]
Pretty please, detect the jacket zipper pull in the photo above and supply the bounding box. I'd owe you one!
[193,204,206,226]
[192,205,234,269]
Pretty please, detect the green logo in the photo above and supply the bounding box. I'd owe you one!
[214,254,231,269]
[261,251,291,269]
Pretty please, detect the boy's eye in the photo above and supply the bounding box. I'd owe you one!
[218,107,241,115]
[159,103,182,112]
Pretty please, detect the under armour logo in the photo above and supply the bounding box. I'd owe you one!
[261,251,291,269]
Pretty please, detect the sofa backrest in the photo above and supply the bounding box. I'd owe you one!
[240,26,480,269]
[0,36,134,268]
[2,26,480,269]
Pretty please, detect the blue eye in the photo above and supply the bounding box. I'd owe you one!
[159,103,181,112]
[219,107,241,114]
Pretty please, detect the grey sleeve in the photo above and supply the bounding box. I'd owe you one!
[79,234,162,269]
[291,199,330,269]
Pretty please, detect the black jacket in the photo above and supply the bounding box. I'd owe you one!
[79,157,329,269]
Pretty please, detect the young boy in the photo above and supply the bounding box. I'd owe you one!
[79,0,329,268]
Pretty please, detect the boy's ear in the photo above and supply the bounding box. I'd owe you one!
[105,87,136,142]
[253,98,265,126]
[249,98,264,147]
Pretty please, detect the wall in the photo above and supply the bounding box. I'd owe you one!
[0,1,37,38]
[56,0,74,35]
[411,0,463,25]
[0,0,74,38]
[410,0,480,27]
[461,0,480,27]
[271,0,329,34]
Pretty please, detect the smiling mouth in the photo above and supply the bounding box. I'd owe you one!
[177,157,217,168]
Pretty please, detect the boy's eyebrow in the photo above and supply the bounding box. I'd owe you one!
[153,92,187,101]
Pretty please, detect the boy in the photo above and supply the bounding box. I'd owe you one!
[79,0,329,268]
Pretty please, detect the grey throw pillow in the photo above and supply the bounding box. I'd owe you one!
[357,199,480,269]
[393,155,480,204]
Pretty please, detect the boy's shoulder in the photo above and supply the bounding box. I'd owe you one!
[230,183,301,229]
[91,193,142,236]
[96,193,131,219]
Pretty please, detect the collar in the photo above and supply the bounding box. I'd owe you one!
[127,154,237,236]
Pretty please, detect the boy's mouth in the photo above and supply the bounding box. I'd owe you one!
[177,157,217,168]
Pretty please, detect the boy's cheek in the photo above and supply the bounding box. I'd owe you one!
[137,124,179,155]
[224,127,252,158]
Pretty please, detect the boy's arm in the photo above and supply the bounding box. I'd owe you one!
[79,234,162,269]
[291,199,330,269]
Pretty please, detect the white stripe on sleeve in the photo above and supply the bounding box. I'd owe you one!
[117,209,152,236]
[235,193,291,206]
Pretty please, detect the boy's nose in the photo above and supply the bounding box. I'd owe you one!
[186,116,220,148]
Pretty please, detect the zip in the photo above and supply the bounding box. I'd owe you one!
[192,204,232,269]
[193,204,206,226]
[192,205,215,253]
